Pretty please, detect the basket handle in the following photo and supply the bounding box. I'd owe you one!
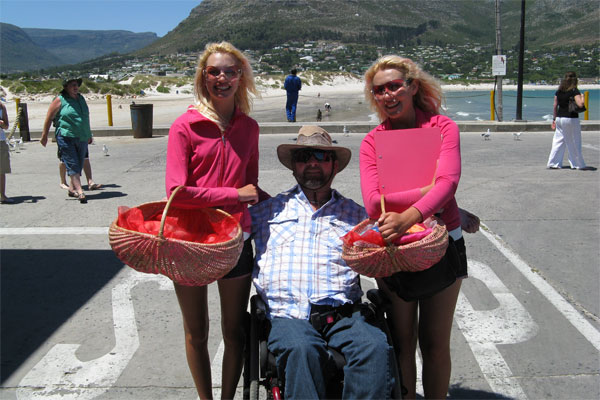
[158,185,185,239]
[380,194,401,268]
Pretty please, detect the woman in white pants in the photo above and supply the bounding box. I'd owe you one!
[547,71,587,170]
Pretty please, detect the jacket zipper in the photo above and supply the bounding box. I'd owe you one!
[218,131,226,187]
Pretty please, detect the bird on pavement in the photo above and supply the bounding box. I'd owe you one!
[482,129,491,140]
[513,131,522,140]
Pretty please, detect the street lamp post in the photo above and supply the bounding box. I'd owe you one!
[516,0,526,121]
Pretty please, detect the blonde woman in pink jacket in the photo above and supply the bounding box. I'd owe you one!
[361,55,472,399]
[165,42,266,399]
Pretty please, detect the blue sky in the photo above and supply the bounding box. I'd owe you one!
[0,0,200,37]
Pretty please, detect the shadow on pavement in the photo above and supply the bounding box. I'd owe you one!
[448,383,515,399]
[0,249,123,383]
[0,195,46,204]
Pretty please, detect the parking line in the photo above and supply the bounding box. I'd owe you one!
[479,223,600,351]
[0,227,109,235]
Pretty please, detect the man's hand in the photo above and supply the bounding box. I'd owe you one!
[459,208,480,233]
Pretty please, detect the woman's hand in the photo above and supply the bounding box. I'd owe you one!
[377,207,422,243]
[551,120,556,130]
[237,184,259,205]
[40,133,48,147]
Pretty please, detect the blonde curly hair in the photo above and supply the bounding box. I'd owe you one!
[364,55,443,121]
[194,41,258,117]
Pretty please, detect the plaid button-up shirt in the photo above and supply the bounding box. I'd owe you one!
[250,185,368,320]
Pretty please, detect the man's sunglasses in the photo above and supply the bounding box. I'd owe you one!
[204,66,242,80]
[371,78,412,97]
[293,149,335,163]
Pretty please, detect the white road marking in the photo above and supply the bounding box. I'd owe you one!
[0,227,109,235]
[582,143,599,151]
[455,260,538,399]
[479,223,600,351]
[16,270,172,399]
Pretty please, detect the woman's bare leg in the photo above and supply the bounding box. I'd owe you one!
[83,158,95,186]
[59,162,69,189]
[418,280,462,399]
[377,279,419,399]
[217,274,252,399]
[174,283,213,399]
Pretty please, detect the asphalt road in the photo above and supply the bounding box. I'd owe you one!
[1,129,599,399]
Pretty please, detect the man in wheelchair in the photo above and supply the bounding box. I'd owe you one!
[250,126,395,399]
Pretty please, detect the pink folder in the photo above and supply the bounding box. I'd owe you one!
[374,128,442,194]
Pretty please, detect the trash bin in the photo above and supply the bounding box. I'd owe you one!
[130,104,153,138]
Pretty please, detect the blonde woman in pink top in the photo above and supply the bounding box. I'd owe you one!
[360,55,472,399]
[165,42,266,399]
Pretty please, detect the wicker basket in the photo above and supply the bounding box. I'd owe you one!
[109,186,244,286]
[342,195,449,277]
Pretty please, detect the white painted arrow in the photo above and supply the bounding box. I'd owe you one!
[455,260,539,399]
[17,270,172,399]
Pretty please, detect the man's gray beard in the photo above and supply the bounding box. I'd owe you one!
[295,170,327,190]
[302,178,325,190]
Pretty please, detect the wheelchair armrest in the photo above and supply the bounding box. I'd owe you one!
[366,288,390,312]
[251,294,268,321]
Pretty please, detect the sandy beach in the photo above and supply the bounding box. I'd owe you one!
[1,75,598,130]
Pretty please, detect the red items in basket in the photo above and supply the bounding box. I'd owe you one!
[341,222,433,248]
[117,206,241,244]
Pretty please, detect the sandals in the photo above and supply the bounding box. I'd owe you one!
[88,183,102,190]
[67,190,87,203]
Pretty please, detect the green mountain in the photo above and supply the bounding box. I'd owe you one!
[0,24,158,73]
[0,23,63,73]
[139,0,599,56]
[23,28,158,64]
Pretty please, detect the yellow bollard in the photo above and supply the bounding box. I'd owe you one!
[106,95,113,126]
[584,91,589,121]
[15,98,20,128]
[490,90,495,121]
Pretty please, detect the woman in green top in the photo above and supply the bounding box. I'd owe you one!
[41,78,93,203]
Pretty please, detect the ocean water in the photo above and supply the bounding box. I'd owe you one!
[254,88,598,123]
[443,89,599,122]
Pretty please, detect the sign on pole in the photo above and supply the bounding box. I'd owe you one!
[492,55,506,76]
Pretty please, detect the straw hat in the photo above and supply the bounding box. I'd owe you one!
[277,125,351,172]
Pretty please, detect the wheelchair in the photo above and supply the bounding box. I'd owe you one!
[242,289,404,399]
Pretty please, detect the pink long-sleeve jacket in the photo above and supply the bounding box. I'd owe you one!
[359,108,461,231]
[165,106,261,234]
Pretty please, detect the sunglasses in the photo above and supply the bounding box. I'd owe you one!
[293,149,335,163]
[204,66,242,80]
[371,78,412,97]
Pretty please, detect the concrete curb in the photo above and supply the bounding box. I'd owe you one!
[16,120,600,139]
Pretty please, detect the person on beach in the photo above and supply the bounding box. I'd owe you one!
[0,102,13,203]
[547,71,592,170]
[360,55,470,399]
[284,68,302,122]
[165,41,267,399]
[41,78,93,204]
[251,126,394,399]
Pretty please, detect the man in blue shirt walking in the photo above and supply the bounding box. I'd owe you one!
[250,126,394,399]
[284,68,302,122]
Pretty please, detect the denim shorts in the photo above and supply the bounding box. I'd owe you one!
[221,238,253,279]
[56,135,88,176]
[57,147,89,160]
